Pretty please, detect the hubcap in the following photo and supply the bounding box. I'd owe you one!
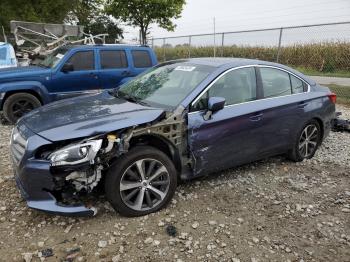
[120,158,170,211]
[12,100,35,118]
[298,124,319,158]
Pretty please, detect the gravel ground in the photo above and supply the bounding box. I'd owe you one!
[0,105,349,262]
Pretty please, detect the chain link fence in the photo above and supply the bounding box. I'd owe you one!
[150,21,350,103]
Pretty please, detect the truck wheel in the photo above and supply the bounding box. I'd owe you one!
[3,93,41,124]
[105,146,177,217]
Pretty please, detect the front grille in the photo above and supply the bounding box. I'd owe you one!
[10,127,27,165]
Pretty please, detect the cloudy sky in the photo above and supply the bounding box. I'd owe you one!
[123,0,350,42]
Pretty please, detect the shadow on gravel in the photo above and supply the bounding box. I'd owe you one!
[0,114,12,126]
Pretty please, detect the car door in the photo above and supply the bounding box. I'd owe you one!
[50,49,101,100]
[255,66,308,155]
[98,49,131,90]
[188,66,265,175]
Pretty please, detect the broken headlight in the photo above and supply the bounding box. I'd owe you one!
[49,139,103,166]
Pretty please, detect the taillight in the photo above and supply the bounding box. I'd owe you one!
[328,93,337,104]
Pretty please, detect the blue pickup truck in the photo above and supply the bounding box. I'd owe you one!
[0,44,157,123]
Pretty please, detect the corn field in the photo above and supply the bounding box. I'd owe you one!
[154,41,350,74]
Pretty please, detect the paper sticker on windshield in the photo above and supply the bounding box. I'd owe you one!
[56,54,64,59]
[174,66,196,72]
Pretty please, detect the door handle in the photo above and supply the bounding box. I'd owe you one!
[249,113,263,121]
[298,102,308,108]
[89,72,98,79]
[121,70,130,76]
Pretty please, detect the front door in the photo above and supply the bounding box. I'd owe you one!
[50,50,100,100]
[188,67,264,175]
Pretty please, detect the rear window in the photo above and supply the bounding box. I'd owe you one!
[290,75,306,94]
[260,67,292,98]
[100,50,128,69]
[132,50,152,68]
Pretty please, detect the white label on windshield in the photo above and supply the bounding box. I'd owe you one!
[174,66,196,72]
[56,53,64,59]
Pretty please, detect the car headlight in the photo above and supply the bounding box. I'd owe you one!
[49,139,103,166]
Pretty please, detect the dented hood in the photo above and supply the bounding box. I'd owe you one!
[20,92,164,141]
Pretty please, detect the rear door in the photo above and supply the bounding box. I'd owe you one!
[256,66,309,155]
[188,66,265,175]
[97,49,130,90]
[50,49,100,99]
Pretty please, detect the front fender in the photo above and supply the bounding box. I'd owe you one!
[0,81,51,107]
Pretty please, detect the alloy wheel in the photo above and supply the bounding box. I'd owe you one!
[119,158,170,211]
[298,124,319,158]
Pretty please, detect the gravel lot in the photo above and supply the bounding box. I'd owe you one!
[0,105,349,262]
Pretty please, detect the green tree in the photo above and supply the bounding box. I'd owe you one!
[67,0,123,43]
[0,0,74,34]
[106,0,186,44]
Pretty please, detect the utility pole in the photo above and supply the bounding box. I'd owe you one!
[213,17,216,58]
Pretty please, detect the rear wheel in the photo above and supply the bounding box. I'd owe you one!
[105,146,177,217]
[288,120,322,162]
[3,93,41,124]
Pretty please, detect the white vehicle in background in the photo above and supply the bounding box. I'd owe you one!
[0,42,17,69]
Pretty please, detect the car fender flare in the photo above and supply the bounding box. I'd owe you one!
[0,81,51,108]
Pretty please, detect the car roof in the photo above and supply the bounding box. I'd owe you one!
[174,57,316,85]
[63,44,151,50]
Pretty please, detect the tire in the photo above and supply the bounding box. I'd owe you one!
[3,93,41,124]
[105,146,177,217]
[287,119,322,162]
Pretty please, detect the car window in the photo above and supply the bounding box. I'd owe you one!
[65,51,94,71]
[260,68,292,98]
[132,50,152,68]
[100,50,128,69]
[0,47,7,60]
[192,67,257,111]
[290,74,306,94]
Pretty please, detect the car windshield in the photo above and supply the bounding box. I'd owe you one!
[117,62,215,109]
[38,48,68,68]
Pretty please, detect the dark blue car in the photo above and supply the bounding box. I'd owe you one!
[10,58,336,217]
[0,44,157,123]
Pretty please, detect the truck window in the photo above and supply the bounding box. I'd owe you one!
[100,50,128,69]
[131,50,152,68]
[65,51,94,71]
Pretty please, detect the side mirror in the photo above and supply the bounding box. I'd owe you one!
[208,97,225,112]
[204,97,225,120]
[61,63,74,73]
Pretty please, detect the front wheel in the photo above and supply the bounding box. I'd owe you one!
[3,93,41,124]
[105,146,177,217]
[287,120,322,162]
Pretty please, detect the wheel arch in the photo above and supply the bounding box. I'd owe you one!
[129,134,182,175]
[1,90,43,110]
[312,117,325,141]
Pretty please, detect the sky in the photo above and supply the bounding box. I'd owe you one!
[123,0,350,43]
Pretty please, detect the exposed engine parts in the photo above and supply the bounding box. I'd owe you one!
[65,166,102,192]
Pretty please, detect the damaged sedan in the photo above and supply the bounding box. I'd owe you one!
[10,58,336,217]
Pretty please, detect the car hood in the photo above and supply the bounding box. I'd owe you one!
[20,92,165,141]
[0,66,50,81]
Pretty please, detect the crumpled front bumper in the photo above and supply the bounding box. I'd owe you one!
[11,121,97,217]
